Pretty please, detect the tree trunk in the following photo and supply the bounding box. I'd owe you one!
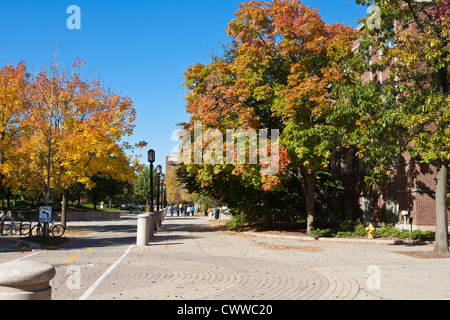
[305,173,316,233]
[61,189,68,228]
[434,162,449,253]
[93,191,97,210]
[296,167,316,233]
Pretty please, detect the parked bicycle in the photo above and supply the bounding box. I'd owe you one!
[18,216,33,236]
[30,218,65,237]
[0,216,21,235]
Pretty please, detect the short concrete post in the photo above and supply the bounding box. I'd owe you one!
[148,213,155,239]
[160,210,163,224]
[0,260,56,300]
[154,212,159,233]
[136,213,150,246]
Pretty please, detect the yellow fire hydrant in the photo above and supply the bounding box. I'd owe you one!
[366,223,375,239]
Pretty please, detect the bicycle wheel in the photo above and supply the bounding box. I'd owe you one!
[20,222,31,236]
[51,224,65,237]
[1,224,11,235]
[31,224,43,237]
[11,221,21,235]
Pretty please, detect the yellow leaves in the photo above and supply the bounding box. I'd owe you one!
[0,59,142,195]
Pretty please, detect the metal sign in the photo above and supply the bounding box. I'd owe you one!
[39,206,52,223]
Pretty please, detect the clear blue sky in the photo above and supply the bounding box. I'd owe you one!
[0,0,368,172]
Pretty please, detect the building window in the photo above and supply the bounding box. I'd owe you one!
[385,194,399,225]
[358,156,365,172]
[344,198,353,221]
[341,148,354,174]
[362,196,373,222]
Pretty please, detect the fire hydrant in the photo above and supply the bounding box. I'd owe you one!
[366,223,375,239]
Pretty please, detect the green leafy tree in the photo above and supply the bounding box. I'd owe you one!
[133,166,160,205]
[338,0,449,251]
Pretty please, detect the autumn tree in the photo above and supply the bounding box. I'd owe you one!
[164,169,194,204]
[181,0,356,231]
[0,62,29,203]
[13,58,144,226]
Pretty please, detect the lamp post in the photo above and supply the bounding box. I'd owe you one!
[156,165,162,211]
[160,173,165,209]
[163,184,167,208]
[148,149,155,212]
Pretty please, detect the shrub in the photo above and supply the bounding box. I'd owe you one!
[226,215,244,230]
[336,231,352,237]
[411,230,435,240]
[351,223,368,237]
[310,228,335,237]
[339,220,358,232]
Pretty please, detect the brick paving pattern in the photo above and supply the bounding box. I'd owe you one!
[0,215,449,300]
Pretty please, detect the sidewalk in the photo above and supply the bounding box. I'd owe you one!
[2,216,449,300]
[69,216,450,300]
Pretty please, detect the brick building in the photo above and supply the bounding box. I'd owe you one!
[327,146,440,230]
[325,22,449,231]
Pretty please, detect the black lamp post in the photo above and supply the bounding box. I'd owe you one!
[148,149,155,212]
[163,184,167,208]
[160,173,165,209]
[156,165,162,211]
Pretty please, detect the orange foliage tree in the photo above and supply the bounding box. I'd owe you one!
[0,62,29,202]
[181,0,356,231]
[3,59,144,226]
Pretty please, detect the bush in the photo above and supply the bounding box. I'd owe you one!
[411,230,435,240]
[339,220,358,232]
[226,215,244,230]
[351,223,368,237]
[336,231,352,237]
[310,228,335,237]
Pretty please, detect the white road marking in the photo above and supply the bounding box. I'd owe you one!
[79,244,134,300]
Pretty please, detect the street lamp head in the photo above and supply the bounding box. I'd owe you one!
[148,149,155,164]
[156,165,162,175]
[161,173,165,181]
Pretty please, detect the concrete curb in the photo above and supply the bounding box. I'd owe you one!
[1,237,41,251]
[242,231,434,245]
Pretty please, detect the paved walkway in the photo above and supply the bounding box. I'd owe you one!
[1,215,450,300]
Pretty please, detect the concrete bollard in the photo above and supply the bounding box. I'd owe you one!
[148,213,155,239]
[136,213,150,246]
[154,212,159,233]
[0,260,55,300]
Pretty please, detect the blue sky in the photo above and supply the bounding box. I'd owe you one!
[0,0,368,172]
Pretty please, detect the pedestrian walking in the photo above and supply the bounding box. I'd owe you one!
[170,205,175,217]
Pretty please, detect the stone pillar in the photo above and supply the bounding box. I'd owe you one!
[148,213,155,239]
[0,260,56,300]
[136,213,150,246]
